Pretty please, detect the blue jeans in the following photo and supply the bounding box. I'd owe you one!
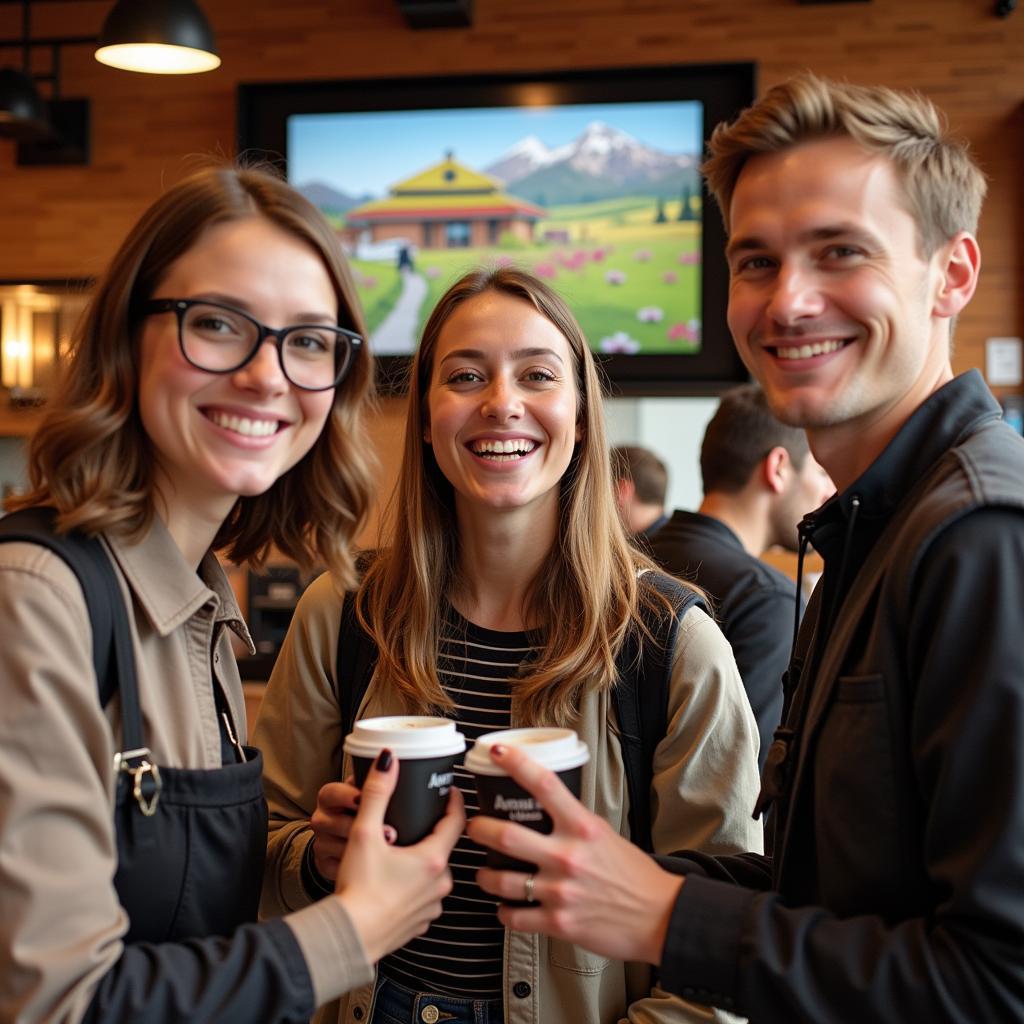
[371,975,503,1024]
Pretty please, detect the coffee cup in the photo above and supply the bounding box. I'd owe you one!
[344,716,466,845]
[466,727,590,874]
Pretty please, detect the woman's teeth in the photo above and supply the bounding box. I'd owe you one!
[471,438,537,460]
[209,411,278,437]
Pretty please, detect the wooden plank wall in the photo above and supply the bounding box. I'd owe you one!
[1,0,1021,390]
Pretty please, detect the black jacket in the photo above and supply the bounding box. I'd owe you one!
[656,371,1024,1021]
[649,511,797,772]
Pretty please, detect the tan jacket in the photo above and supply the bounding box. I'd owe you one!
[257,571,763,1024]
[0,519,370,1024]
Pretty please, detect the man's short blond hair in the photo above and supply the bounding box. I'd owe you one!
[702,72,987,254]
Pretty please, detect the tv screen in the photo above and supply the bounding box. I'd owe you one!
[238,63,755,395]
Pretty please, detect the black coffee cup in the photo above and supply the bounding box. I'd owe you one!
[466,727,590,877]
[345,716,466,846]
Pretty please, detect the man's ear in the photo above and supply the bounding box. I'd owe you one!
[762,446,790,496]
[614,476,635,511]
[932,231,980,319]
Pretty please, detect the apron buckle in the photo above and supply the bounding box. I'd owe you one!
[114,747,163,817]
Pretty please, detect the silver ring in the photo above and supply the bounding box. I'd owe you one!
[523,873,536,903]
[524,872,540,905]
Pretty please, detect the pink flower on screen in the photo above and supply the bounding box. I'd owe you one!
[599,331,641,354]
[636,306,664,323]
[667,322,698,342]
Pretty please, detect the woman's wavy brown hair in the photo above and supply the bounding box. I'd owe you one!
[358,266,692,725]
[9,165,375,587]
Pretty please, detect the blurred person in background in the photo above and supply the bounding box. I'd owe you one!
[650,384,833,769]
[611,444,670,545]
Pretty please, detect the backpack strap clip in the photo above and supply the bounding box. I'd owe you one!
[113,747,162,817]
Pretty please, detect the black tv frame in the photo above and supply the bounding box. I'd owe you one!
[237,62,755,396]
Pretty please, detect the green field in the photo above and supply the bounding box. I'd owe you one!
[347,261,402,335]
[347,195,702,355]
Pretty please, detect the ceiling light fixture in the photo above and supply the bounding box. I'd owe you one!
[0,0,48,138]
[95,0,221,75]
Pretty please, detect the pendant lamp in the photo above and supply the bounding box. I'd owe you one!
[0,67,48,139]
[95,0,221,75]
[0,1,49,139]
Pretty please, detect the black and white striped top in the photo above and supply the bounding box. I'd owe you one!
[378,614,533,999]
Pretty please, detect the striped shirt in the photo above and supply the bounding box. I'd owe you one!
[378,615,533,999]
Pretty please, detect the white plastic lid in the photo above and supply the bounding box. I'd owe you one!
[464,727,590,776]
[343,716,466,759]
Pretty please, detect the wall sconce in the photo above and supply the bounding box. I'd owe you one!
[0,283,89,406]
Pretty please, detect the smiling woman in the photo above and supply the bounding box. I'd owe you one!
[135,217,341,556]
[0,165,464,1024]
[424,289,582,525]
[255,266,764,1024]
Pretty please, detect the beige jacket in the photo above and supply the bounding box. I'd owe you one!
[0,519,370,1024]
[257,571,763,1024]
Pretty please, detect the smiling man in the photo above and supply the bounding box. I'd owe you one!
[468,74,1024,1021]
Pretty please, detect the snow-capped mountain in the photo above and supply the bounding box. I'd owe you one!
[297,180,366,213]
[484,121,694,189]
[484,134,554,186]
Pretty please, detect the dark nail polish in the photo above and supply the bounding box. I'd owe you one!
[352,793,361,806]
[376,748,393,771]
[491,744,506,756]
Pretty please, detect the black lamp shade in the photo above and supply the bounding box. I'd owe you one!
[96,0,220,74]
[0,67,49,139]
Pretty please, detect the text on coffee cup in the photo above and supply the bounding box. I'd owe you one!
[428,771,454,795]
[494,793,544,823]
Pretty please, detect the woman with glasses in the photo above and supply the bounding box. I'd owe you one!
[0,166,463,1024]
[255,267,762,1024]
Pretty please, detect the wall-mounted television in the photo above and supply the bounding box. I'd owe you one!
[237,63,755,396]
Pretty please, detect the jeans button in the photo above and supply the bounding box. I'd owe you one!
[512,981,531,998]
[420,1006,440,1023]
[353,1009,363,1021]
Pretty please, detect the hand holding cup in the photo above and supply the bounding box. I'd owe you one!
[335,748,466,963]
[467,742,684,966]
[310,777,396,882]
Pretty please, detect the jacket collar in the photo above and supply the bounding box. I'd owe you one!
[667,509,747,552]
[804,370,1002,552]
[104,515,253,649]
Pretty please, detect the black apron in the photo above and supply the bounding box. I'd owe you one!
[0,510,278,1014]
[110,624,268,943]
[0,509,267,938]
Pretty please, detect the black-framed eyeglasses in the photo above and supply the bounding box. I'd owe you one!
[142,298,363,392]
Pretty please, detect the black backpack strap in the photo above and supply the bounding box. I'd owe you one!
[335,587,379,742]
[0,508,135,712]
[0,507,156,814]
[611,572,705,853]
